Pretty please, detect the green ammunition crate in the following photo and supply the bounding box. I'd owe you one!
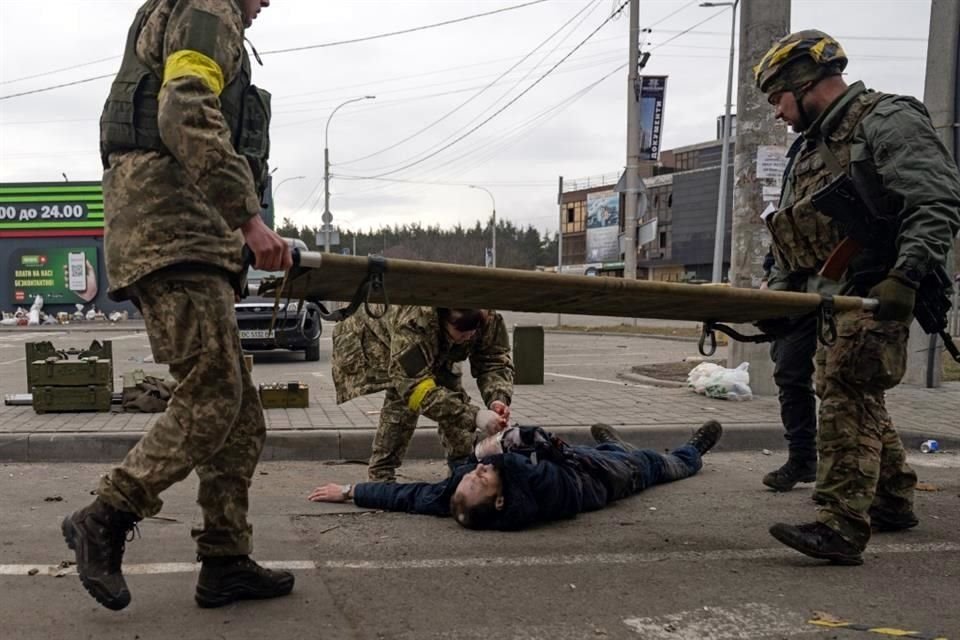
[29,357,113,388]
[25,340,113,390]
[32,385,113,413]
[259,382,309,409]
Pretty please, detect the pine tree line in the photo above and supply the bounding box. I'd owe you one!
[274,218,559,269]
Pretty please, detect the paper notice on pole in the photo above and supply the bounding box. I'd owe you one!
[760,203,776,221]
[762,186,781,203]
[756,145,787,179]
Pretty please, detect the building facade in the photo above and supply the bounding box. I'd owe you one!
[558,137,735,282]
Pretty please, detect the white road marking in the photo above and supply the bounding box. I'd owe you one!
[546,372,653,388]
[5,542,955,577]
[0,358,25,366]
[623,602,816,640]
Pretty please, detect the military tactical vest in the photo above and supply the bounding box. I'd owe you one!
[767,90,885,274]
[99,0,271,193]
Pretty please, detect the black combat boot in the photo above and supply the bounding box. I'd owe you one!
[762,456,817,492]
[686,420,723,455]
[61,497,141,611]
[869,506,919,532]
[195,555,295,608]
[769,521,864,566]
[590,423,637,451]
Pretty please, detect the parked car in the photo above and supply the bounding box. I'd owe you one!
[235,239,323,361]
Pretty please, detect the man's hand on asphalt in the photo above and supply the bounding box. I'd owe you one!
[308,483,348,503]
[241,215,293,272]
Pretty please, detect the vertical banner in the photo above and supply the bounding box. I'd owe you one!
[638,76,668,161]
[586,191,620,262]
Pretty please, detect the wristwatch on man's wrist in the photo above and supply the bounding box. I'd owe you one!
[341,484,353,501]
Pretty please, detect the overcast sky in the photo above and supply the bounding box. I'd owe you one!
[0,0,932,237]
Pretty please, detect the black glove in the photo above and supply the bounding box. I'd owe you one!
[868,271,917,323]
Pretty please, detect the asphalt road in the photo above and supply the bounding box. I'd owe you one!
[1,451,957,640]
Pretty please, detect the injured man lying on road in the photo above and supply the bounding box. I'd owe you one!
[307,421,722,531]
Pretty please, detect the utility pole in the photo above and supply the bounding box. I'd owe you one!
[727,0,790,396]
[557,176,564,327]
[622,0,640,280]
[323,96,375,252]
[703,0,739,283]
[905,0,960,387]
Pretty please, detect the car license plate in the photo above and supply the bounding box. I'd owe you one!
[239,329,274,339]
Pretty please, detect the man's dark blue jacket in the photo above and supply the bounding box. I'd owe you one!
[352,427,700,530]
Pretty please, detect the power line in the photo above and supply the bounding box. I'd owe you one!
[0,0,551,101]
[347,0,630,181]
[259,0,551,55]
[0,73,114,101]
[0,55,119,86]
[336,0,604,167]
[333,62,626,199]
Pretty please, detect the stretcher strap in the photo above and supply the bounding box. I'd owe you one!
[697,295,839,356]
[316,255,389,322]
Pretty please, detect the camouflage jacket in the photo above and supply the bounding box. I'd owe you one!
[332,306,515,428]
[101,0,262,299]
[772,81,960,296]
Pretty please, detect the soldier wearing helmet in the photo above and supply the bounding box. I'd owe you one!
[754,30,960,566]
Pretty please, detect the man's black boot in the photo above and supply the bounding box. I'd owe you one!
[61,497,140,611]
[195,556,295,608]
[769,521,864,566]
[686,420,723,455]
[869,506,919,532]
[590,423,637,451]
[762,456,817,492]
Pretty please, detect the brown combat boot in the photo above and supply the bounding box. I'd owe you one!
[61,498,141,610]
[769,521,864,566]
[590,423,637,451]
[195,555,295,608]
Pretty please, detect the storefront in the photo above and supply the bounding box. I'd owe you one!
[0,181,132,314]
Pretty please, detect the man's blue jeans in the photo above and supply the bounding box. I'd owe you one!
[573,444,703,503]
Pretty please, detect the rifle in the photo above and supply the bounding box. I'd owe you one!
[813,173,960,363]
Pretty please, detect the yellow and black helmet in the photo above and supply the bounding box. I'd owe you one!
[753,29,847,93]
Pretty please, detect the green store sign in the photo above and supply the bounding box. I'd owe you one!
[0,182,104,232]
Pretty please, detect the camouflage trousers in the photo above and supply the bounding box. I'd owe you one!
[813,310,917,549]
[369,386,475,482]
[98,268,266,556]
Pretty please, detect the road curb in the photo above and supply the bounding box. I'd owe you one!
[4,425,956,464]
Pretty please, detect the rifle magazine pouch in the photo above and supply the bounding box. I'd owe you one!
[237,86,272,194]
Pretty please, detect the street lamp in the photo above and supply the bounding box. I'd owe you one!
[323,95,376,252]
[701,0,738,283]
[272,175,305,201]
[469,185,496,268]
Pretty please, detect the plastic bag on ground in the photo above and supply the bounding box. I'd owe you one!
[688,361,753,401]
[27,295,44,326]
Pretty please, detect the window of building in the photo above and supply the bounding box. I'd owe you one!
[659,230,667,248]
[561,200,586,234]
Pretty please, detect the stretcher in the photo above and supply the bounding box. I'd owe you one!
[257,251,879,356]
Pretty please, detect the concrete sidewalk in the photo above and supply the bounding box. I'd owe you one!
[2,318,958,462]
[3,374,958,463]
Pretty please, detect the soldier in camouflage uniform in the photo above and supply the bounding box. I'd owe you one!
[332,306,515,482]
[61,0,295,610]
[755,31,960,565]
